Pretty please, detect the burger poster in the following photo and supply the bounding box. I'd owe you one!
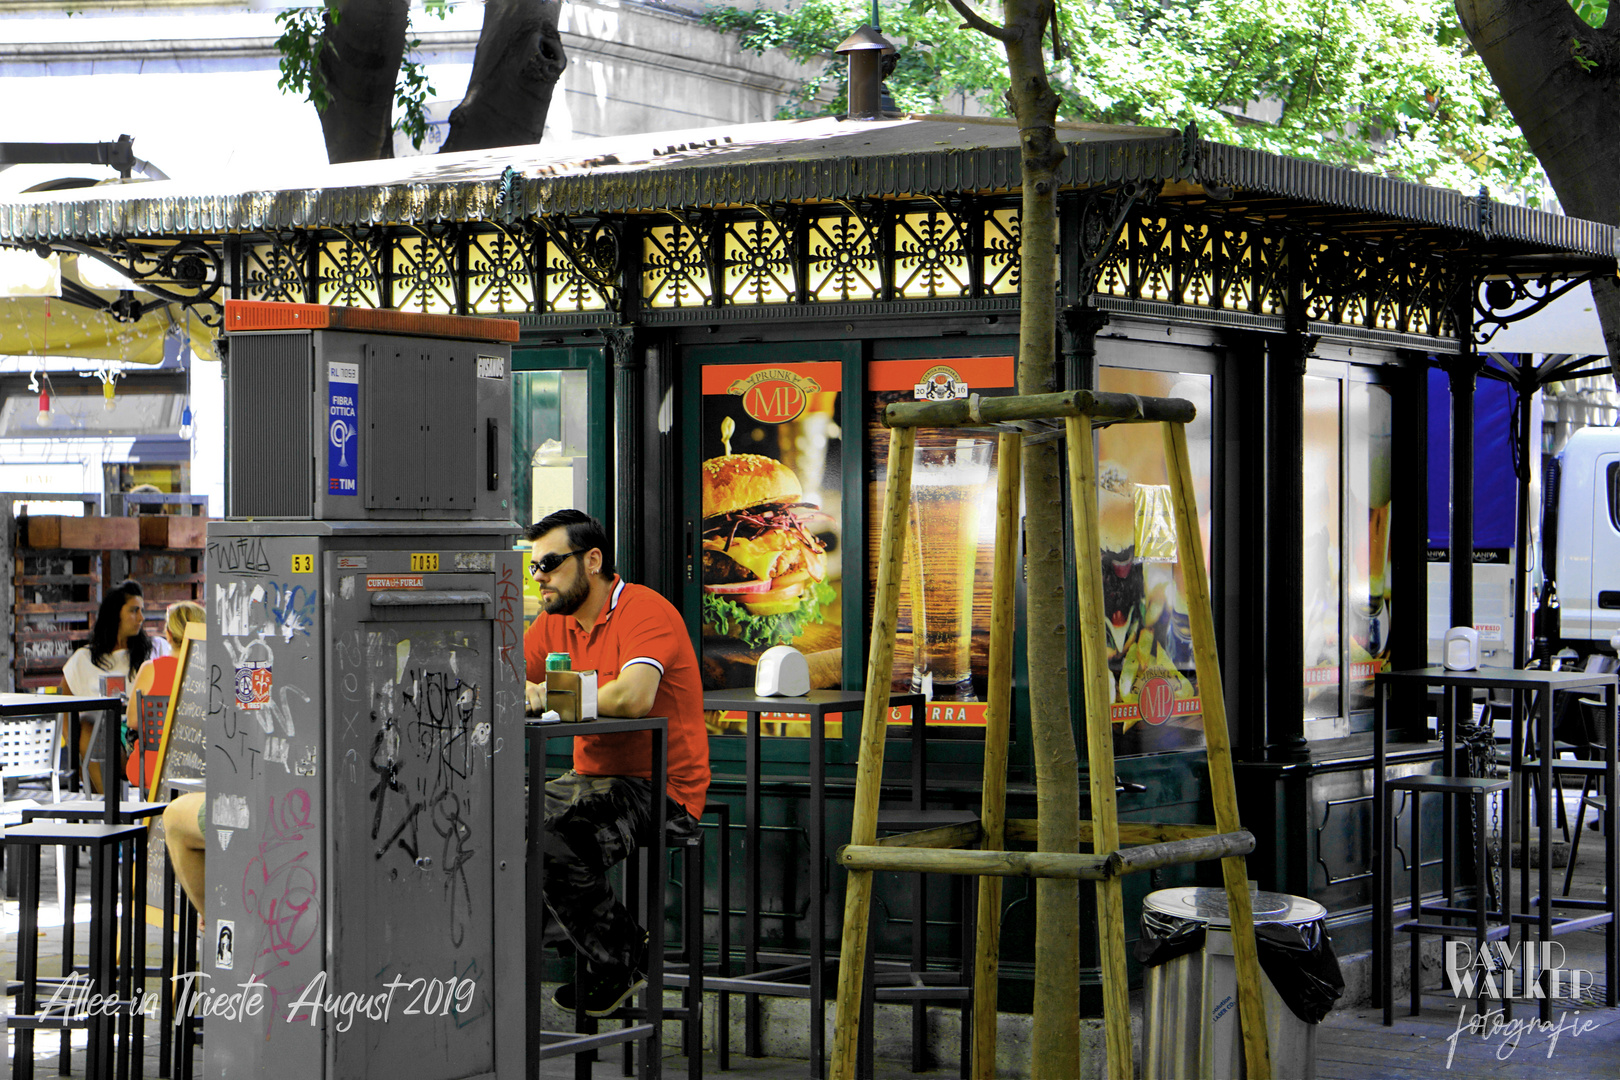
[1095,367,1212,757]
[700,362,843,732]
[867,356,1017,729]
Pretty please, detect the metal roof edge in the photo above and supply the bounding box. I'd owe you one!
[1194,141,1616,259]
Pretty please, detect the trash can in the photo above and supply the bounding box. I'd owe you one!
[1137,887,1343,1080]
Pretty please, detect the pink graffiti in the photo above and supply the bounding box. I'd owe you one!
[241,788,319,968]
[496,564,522,681]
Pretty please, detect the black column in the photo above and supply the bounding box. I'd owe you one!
[1449,356,1478,633]
[606,325,640,583]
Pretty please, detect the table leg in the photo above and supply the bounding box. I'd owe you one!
[1375,678,1388,1021]
[18,842,41,1080]
[527,730,542,1080]
[745,709,761,1058]
[1539,687,1554,1021]
[1608,687,1618,1008]
[646,725,667,1080]
[810,709,825,1079]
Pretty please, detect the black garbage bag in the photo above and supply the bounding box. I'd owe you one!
[1133,907,1345,1025]
[1253,919,1344,1024]
[1133,907,1207,968]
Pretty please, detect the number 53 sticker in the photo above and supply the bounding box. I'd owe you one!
[291,554,314,573]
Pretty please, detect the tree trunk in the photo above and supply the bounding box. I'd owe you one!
[1455,0,1620,376]
[999,2,1082,1076]
[316,0,410,164]
[442,0,567,153]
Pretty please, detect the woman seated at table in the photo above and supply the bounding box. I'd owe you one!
[61,580,167,792]
[123,600,205,793]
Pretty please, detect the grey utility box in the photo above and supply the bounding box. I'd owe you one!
[225,316,513,520]
[201,523,525,1080]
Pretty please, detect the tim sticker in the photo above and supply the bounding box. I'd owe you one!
[214,921,235,971]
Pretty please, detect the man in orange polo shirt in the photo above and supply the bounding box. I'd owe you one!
[523,509,709,1017]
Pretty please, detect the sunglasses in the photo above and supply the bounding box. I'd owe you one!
[528,549,587,579]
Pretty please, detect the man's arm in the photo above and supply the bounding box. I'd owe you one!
[598,663,661,718]
[524,680,547,716]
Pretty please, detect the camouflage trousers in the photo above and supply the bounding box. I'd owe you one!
[541,770,696,971]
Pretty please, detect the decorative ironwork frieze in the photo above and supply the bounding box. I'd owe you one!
[45,192,1518,343]
[643,219,712,309]
[239,233,310,304]
[392,226,459,314]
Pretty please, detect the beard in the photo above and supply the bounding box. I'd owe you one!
[541,572,590,617]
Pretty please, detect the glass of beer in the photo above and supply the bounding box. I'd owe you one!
[908,438,993,699]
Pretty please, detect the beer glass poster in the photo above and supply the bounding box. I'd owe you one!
[1095,367,1212,756]
[866,356,1016,728]
[699,362,843,705]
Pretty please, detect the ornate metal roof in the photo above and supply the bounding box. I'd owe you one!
[1,116,1611,265]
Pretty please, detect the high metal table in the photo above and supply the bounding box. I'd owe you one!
[2,692,136,1080]
[701,688,925,1078]
[1373,666,1618,1021]
[527,715,668,1080]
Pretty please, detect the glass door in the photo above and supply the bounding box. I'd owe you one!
[512,346,608,618]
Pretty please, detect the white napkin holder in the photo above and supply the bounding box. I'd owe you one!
[755,645,811,697]
[1443,626,1480,671]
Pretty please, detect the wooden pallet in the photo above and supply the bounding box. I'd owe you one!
[829,389,1273,1080]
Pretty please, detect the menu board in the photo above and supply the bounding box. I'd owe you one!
[145,624,208,917]
[152,624,208,791]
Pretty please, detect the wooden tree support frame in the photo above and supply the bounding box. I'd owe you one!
[828,389,1273,1080]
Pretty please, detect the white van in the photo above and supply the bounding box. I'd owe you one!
[1547,426,1620,654]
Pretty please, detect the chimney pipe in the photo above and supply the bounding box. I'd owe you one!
[835,26,896,122]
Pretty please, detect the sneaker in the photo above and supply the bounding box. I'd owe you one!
[552,963,646,1018]
[552,930,649,1018]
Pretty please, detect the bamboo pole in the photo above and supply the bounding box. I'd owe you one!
[972,431,1022,1079]
[886,389,1198,429]
[1007,820,1218,847]
[1106,830,1256,876]
[828,424,915,1080]
[1067,414,1133,1079]
[839,846,1112,879]
[1162,421,1272,1080]
[874,821,984,849]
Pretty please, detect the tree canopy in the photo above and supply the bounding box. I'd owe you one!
[706,0,1551,203]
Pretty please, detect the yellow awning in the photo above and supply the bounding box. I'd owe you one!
[0,255,216,364]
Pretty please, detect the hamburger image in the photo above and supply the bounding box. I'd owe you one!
[701,453,833,650]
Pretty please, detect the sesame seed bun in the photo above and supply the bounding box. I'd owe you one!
[702,454,803,517]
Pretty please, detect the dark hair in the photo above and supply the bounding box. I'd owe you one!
[90,580,152,673]
[525,510,615,578]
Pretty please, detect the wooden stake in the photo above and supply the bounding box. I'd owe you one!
[973,432,1021,1080]
[840,845,1112,879]
[829,424,915,1080]
[1162,421,1272,1080]
[1067,415,1133,1079]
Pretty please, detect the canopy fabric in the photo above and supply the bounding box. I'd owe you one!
[0,255,216,363]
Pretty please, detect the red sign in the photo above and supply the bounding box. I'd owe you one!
[1138,676,1175,725]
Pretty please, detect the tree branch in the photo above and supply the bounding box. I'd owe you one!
[943,0,1015,43]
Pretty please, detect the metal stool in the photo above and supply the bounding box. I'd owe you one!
[623,806,727,1080]
[1382,773,1513,1024]
[661,800,731,1073]
[6,819,146,1080]
[863,806,977,1077]
[19,799,166,1076]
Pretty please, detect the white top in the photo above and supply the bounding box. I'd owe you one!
[61,645,135,697]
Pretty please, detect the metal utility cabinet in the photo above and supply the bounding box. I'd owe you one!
[203,303,523,1080]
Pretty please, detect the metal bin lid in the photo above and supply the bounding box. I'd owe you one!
[1142,886,1325,929]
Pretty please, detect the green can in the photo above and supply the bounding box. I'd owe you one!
[546,652,572,671]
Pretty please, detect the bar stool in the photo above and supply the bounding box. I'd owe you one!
[6,818,147,1080]
[619,806,729,1080]
[865,806,977,1077]
[19,798,166,1076]
[661,801,732,1074]
[1382,773,1513,1025]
